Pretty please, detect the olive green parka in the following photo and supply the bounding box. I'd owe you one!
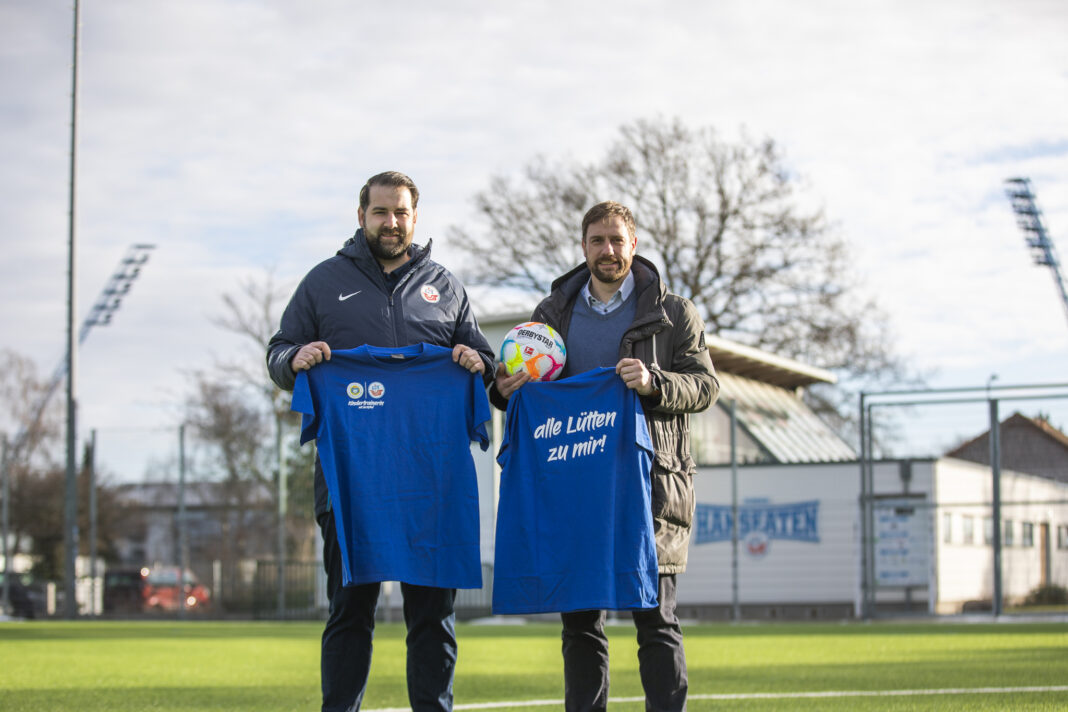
[494,255,719,573]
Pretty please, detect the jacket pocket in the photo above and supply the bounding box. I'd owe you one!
[651,458,695,529]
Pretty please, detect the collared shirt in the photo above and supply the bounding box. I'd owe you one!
[581,271,635,315]
[382,248,417,291]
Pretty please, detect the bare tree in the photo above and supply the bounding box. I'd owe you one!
[448,157,597,292]
[448,117,916,435]
[0,350,123,580]
[211,271,294,420]
[1,350,60,577]
[182,271,314,565]
[210,271,313,533]
[0,350,61,471]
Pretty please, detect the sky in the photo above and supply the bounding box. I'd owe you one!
[2,0,1067,478]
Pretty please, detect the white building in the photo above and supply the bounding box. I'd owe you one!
[685,458,1068,617]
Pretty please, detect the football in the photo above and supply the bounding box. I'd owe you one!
[499,321,567,381]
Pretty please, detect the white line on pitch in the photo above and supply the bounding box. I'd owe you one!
[687,686,1068,701]
[364,685,1068,711]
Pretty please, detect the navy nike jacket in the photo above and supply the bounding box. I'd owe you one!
[267,229,494,517]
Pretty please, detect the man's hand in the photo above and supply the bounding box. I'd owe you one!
[452,344,486,374]
[616,357,656,396]
[495,362,530,399]
[291,341,332,372]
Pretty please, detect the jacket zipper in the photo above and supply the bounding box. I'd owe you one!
[389,260,422,347]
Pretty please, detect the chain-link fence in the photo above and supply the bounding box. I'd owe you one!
[1,420,501,621]
[676,382,1068,621]
[4,383,1066,622]
[857,382,1068,618]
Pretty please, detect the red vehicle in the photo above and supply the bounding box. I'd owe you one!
[142,566,211,612]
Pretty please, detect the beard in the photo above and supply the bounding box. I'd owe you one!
[366,225,412,261]
[589,257,630,285]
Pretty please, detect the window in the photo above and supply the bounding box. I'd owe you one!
[1059,525,1068,550]
[1021,522,1034,548]
[943,513,953,544]
[1003,519,1015,547]
[984,517,994,545]
[962,515,975,545]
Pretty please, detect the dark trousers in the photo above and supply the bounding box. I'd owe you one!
[319,510,458,712]
[560,574,687,712]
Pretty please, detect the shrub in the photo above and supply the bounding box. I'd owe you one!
[1022,584,1068,606]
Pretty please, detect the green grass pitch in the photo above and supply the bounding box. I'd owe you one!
[1,619,1066,711]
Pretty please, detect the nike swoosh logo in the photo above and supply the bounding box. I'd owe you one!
[338,291,362,301]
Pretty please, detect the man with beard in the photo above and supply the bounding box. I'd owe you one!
[267,171,494,712]
[492,201,719,712]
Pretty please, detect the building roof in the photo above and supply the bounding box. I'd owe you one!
[114,481,275,510]
[705,334,838,390]
[944,412,1068,484]
[1031,413,1068,450]
[718,371,856,463]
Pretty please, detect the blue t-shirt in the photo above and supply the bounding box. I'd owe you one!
[292,343,490,589]
[493,367,658,614]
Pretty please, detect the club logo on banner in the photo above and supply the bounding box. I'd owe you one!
[694,500,820,558]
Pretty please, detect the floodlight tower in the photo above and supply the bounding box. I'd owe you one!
[7,243,157,462]
[1,242,153,617]
[1004,177,1068,327]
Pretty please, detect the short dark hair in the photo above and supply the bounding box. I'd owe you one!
[581,201,636,241]
[359,171,420,210]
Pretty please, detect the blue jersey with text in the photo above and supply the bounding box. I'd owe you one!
[493,367,658,614]
[291,344,490,589]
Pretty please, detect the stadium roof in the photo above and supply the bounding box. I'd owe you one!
[717,371,856,463]
[703,336,852,462]
[704,334,837,390]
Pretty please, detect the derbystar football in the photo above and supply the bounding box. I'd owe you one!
[499,321,567,381]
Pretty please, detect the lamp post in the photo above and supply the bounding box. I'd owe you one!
[62,0,83,620]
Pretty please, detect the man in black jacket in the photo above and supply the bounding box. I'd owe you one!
[267,171,493,712]
[494,201,719,712]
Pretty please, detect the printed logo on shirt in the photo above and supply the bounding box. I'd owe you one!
[420,284,440,303]
[346,381,385,410]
